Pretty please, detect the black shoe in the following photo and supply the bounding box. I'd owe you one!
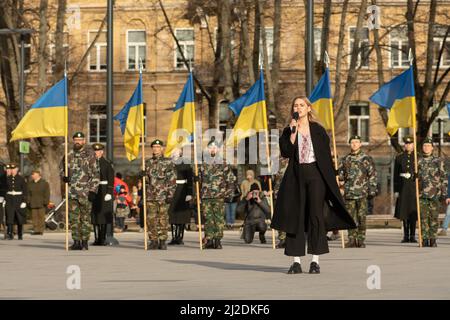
[214,239,222,249]
[276,239,286,249]
[358,240,366,248]
[409,236,417,243]
[287,262,302,274]
[168,238,177,245]
[203,239,215,249]
[7,233,13,240]
[176,237,184,245]
[158,240,167,250]
[422,239,429,247]
[429,238,437,247]
[148,240,159,250]
[309,262,321,274]
[259,234,267,244]
[81,240,89,250]
[69,240,82,250]
[401,237,409,243]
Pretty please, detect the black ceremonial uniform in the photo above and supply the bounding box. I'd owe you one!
[5,172,27,240]
[394,150,418,242]
[0,162,7,227]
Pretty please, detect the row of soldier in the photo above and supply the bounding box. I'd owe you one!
[0,131,448,250]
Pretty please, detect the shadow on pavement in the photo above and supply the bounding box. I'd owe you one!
[164,259,286,273]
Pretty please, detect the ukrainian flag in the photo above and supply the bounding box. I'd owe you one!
[164,73,196,157]
[114,74,144,161]
[226,71,267,146]
[309,68,333,130]
[10,77,67,141]
[369,67,415,136]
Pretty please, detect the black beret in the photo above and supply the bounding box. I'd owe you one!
[422,137,433,145]
[151,139,164,147]
[72,132,85,139]
[92,143,105,151]
[403,136,413,144]
[348,135,361,143]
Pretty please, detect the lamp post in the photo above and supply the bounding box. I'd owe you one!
[305,0,314,96]
[0,28,35,173]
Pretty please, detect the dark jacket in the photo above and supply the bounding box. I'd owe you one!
[393,152,417,220]
[91,157,114,224]
[237,197,271,225]
[27,178,50,209]
[0,162,7,197]
[5,174,27,225]
[169,162,193,224]
[271,122,356,234]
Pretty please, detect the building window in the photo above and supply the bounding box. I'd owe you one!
[48,32,69,73]
[390,27,409,68]
[88,104,107,143]
[88,31,107,71]
[431,106,450,145]
[433,26,450,67]
[259,27,274,66]
[314,27,322,61]
[348,103,370,143]
[127,30,146,70]
[349,27,370,68]
[175,29,194,70]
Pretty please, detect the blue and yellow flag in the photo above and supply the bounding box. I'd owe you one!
[114,74,144,161]
[11,77,67,141]
[369,67,415,136]
[226,71,267,146]
[164,73,196,157]
[309,68,333,130]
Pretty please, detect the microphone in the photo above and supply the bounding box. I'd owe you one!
[291,112,299,134]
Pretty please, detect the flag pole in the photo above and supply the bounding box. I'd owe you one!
[325,52,345,249]
[139,61,148,251]
[64,62,69,251]
[409,50,422,248]
[258,58,276,249]
[190,71,203,250]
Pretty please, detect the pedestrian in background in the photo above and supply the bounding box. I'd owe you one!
[27,170,50,235]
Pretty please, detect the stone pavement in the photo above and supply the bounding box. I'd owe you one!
[0,229,449,300]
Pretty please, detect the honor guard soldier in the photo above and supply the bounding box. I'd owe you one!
[91,143,114,246]
[5,163,27,240]
[418,137,448,247]
[168,147,193,245]
[140,139,177,250]
[61,132,100,250]
[198,138,236,249]
[394,136,418,243]
[338,135,378,248]
[0,160,7,232]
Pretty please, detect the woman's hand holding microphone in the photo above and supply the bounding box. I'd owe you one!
[290,112,299,144]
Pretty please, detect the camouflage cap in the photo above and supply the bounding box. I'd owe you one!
[403,136,413,144]
[348,135,362,143]
[422,137,433,145]
[72,132,85,139]
[92,143,105,151]
[151,139,164,147]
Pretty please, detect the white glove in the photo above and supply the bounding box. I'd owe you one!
[20,202,27,209]
[394,192,399,198]
[0,196,4,203]
[104,194,112,201]
[185,195,193,202]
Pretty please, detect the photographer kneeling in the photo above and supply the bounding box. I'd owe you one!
[237,183,271,244]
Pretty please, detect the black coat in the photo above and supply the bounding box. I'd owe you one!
[394,152,417,221]
[271,122,356,234]
[169,163,193,224]
[0,163,7,197]
[91,157,114,224]
[5,174,27,225]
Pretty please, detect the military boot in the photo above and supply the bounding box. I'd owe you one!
[158,240,167,250]
[429,238,437,247]
[17,225,23,240]
[276,239,286,249]
[69,240,82,250]
[259,233,267,244]
[422,239,429,247]
[358,239,366,248]
[148,240,159,250]
[345,239,356,248]
[92,225,100,246]
[81,240,89,250]
[203,239,215,249]
[6,224,13,240]
[214,238,222,249]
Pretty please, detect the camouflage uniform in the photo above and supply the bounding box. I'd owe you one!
[62,147,100,241]
[338,150,377,242]
[199,157,236,242]
[145,155,177,243]
[418,154,447,242]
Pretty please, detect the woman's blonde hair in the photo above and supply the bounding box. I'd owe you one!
[289,96,320,124]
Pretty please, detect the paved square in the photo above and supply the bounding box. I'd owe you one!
[0,229,449,299]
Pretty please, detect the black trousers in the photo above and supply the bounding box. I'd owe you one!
[243,220,267,244]
[285,162,329,257]
[403,219,416,238]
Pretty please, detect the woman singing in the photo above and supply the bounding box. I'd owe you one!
[271,96,356,274]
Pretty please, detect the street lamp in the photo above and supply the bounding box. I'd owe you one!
[0,28,35,173]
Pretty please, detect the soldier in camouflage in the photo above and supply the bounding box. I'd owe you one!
[198,138,236,249]
[61,132,100,251]
[418,137,448,247]
[140,139,177,250]
[273,157,289,249]
[338,135,377,248]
